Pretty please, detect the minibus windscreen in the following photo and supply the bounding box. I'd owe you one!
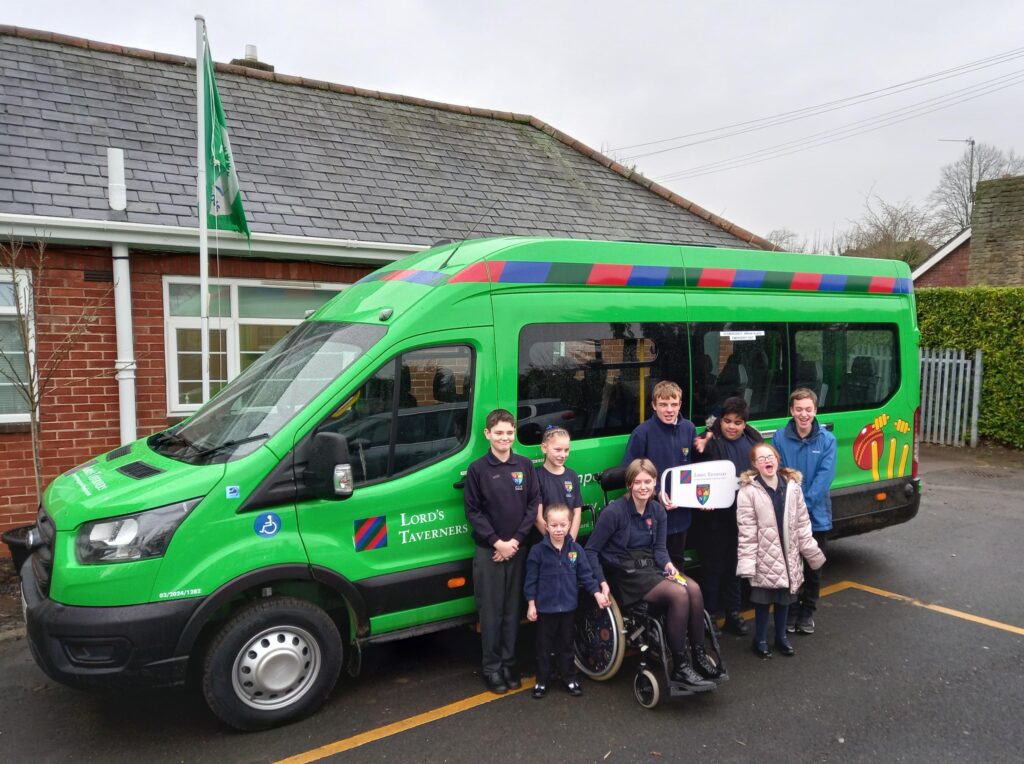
[152,322,387,462]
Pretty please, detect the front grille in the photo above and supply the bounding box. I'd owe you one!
[32,505,55,597]
[116,461,165,480]
[106,445,132,461]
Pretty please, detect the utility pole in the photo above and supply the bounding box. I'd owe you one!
[939,137,977,223]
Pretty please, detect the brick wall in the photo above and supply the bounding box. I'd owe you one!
[0,244,372,543]
[915,238,971,287]
[969,175,1024,286]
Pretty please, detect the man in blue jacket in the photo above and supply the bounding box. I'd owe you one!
[772,388,836,635]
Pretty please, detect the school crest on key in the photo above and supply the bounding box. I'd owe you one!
[696,484,711,506]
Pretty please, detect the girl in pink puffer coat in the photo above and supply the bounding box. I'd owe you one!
[736,443,825,660]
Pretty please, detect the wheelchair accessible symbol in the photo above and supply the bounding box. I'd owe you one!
[254,512,281,538]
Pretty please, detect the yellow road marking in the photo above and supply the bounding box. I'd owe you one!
[280,580,1022,763]
[274,680,535,764]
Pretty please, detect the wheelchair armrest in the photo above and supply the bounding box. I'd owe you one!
[598,465,627,493]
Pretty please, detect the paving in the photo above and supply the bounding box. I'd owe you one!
[0,442,1021,763]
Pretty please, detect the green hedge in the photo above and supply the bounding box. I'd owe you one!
[916,287,1024,448]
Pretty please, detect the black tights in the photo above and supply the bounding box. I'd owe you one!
[643,578,705,654]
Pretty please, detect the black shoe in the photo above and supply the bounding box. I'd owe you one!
[566,681,583,697]
[532,684,547,699]
[692,645,723,680]
[795,615,815,635]
[484,671,508,694]
[775,638,795,656]
[751,641,773,659]
[502,666,522,689]
[724,610,750,636]
[670,652,716,691]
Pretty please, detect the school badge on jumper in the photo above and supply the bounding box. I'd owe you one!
[563,480,573,495]
[568,551,578,566]
[511,471,524,486]
[696,484,711,506]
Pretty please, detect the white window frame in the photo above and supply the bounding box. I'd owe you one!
[162,275,348,416]
[0,269,34,425]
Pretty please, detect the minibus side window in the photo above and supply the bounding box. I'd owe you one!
[790,324,899,411]
[517,322,688,445]
[690,323,789,423]
[319,345,473,484]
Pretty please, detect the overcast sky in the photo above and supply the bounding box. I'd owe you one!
[7,1,1023,249]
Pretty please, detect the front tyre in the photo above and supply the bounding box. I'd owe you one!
[202,596,342,730]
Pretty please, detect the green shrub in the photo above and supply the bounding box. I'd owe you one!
[916,287,1024,448]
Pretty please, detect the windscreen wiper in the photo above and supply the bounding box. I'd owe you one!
[194,433,270,458]
[157,430,201,453]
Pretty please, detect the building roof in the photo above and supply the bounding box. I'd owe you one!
[911,227,971,281]
[0,26,772,251]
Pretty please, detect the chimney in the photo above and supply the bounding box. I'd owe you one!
[230,44,274,72]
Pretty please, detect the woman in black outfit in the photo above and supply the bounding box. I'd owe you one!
[585,458,720,691]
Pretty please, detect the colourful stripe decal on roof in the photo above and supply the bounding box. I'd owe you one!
[360,262,912,295]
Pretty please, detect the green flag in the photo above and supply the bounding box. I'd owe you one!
[203,41,250,237]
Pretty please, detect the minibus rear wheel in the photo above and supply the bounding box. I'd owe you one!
[201,596,342,730]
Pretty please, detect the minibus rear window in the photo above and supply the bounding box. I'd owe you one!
[152,322,386,462]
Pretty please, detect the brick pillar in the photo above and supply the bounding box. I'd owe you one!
[968,175,1024,285]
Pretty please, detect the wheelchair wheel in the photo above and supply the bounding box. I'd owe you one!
[701,610,728,681]
[573,596,625,681]
[633,668,661,709]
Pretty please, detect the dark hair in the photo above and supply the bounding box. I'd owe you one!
[542,426,570,443]
[720,396,749,420]
[485,408,515,430]
[542,502,571,522]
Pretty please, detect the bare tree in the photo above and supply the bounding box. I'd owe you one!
[765,228,807,253]
[840,195,944,269]
[0,238,111,502]
[929,142,1024,237]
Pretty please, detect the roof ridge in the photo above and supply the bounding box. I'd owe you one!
[0,24,776,251]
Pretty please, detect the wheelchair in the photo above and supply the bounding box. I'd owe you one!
[572,467,728,709]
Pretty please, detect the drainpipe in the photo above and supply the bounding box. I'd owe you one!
[107,148,137,444]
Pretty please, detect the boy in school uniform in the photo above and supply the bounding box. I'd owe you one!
[464,408,541,694]
[771,388,837,635]
[623,380,710,564]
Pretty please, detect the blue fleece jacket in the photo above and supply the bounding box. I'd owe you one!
[523,534,601,614]
[771,419,837,532]
[622,416,697,534]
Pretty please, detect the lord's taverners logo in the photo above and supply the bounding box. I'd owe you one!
[678,470,692,484]
[354,516,388,552]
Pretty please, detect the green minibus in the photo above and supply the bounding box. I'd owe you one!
[16,237,921,729]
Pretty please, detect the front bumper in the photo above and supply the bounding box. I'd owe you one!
[20,557,202,689]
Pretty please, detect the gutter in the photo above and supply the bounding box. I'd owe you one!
[0,213,425,266]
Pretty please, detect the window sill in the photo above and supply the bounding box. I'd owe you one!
[0,422,32,435]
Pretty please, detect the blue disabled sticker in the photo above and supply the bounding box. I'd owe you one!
[225,485,240,499]
[254,512,281,538]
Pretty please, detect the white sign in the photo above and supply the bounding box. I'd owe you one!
[660,460,739,509]
[719,330,764,341]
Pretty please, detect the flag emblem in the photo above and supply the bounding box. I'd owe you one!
[511,471,524,486]
[696,485,711,506]
[354,516,388,551]
[679,470,692,484]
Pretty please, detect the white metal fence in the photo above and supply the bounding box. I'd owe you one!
[919,348,983,447]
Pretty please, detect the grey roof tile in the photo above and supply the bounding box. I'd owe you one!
[0,32,764,249]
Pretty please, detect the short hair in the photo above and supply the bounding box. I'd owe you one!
[625,458,658,488]
[750,443,781,465]
[542,502,572,522]
[541,426,570,444]
[789,388,818,408]
[651,380,683,404]
[485,408,515,430]
[720,396,749,420]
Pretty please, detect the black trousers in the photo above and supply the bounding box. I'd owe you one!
[535,610,576,684]
[473,545,525,675]
[797,531,829,616]
[692,510,741,614]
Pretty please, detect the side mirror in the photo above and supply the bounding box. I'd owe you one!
[305,432,354,500]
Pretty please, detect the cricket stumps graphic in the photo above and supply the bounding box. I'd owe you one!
[852,413,912,480]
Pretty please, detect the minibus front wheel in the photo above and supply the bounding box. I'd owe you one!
[201,596,343,730]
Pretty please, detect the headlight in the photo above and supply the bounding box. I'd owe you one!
[75,498,202,564]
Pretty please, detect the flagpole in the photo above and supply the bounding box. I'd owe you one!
[195,15,210,407]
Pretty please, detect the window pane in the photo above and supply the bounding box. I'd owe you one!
[238,286,338,319]
[518,323,689,444]
[791,324,900,411]
[0,316,29,416]
[0,283,15,309]
[690,323,789,422]
[239,324,293,372]
[168,283,231,318]
[322,360,396,484]
[176,328,227,406]
[393,346,472,474]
